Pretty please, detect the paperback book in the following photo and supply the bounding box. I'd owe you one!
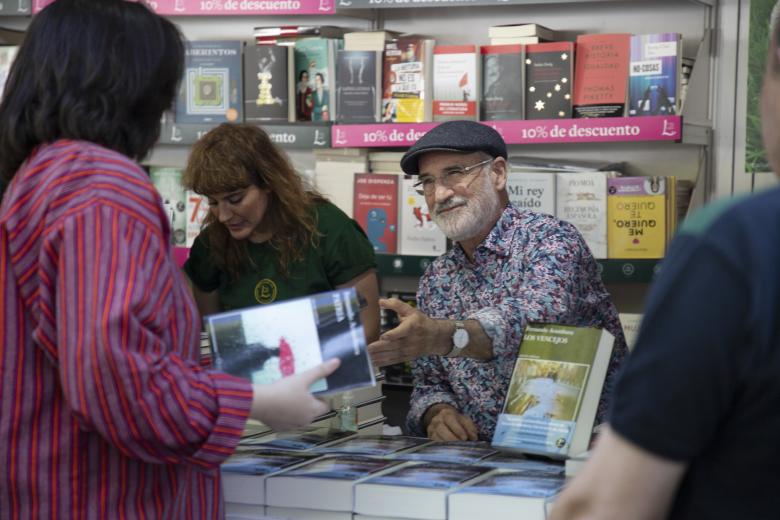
[314,435,431,456]
[381,37,434,123]
[244,44,293,123]
[481,44,525,120]
[396,440,498,464]
[432,44,478,121]
[204,287,375,394]
[185,190,209,248]
[628,33,682,116]
[265,455,404,512]
[353,173,399,254]
[479,452,565,476]
[525,42,574,120]
[176,40,242,124]
[448,470,564,520]
[492,323,615,459]
[398,177,447,256]
[335,49,382,123]
[606,176,668,258]
[556,170,613,259]
[354,462,492,520]
[506,172,556,216]
[0,45,18,99]
[149,167,187,247]
[241,427,357,451]
[294,38,338,122]
[572,33,631,118]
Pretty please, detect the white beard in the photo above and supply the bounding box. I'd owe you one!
[431,172,500,242]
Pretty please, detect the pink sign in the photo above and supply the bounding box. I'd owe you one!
[34,0,334,15]
[332,123,439,148]
[332,116,683,148]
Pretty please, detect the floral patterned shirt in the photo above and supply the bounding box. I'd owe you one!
[407,204,627,440]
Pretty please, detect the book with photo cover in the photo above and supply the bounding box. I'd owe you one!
[492,323,615,459]
[204,287,375,395]
[354,462,492,520]
[221,449,323,507]
[314,435,432,456]
[480,452,565,477]
[241,426,357,451]
[448,470,564,520]
[395,440,498,464]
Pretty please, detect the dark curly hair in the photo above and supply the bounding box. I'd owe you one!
[0,0,184,188]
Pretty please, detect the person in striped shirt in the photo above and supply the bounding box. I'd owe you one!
[0,1,338,518]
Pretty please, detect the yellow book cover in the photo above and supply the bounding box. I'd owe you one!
[607,176,667,258]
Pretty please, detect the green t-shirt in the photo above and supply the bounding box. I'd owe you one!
[184,201,376,311]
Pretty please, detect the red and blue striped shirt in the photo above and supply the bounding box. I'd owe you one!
[0,140,253,519]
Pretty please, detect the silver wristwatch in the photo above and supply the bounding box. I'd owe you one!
[445,320,469,358]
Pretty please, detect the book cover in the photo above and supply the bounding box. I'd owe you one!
[506,172,556,216]
[335,50,381,123]
[448,470,564,520]
[381,37,434,123]
[618,312,643,352]
[175,40,242,124]
[244,44,291,123]
[353,173,399,254]
[222,449,322,475]
[294,38,337,122]
[398,177,447,256]
[525,42,574,120]
[185,190,209,248]
[572,33,631,118]
[204,287,375,394]
[0,45,18,99]
[433,45,478,121]
[314,435,431,456]
[555,171,611,259]
[628,33,682,117]
[266,455,404,512]
[606,176,667,258]
[314,148,369,217]
[492,323,615,458]
[480,44,525,121]
[479,452,565,477]
[354,462,492,519]
[396,440,498,464]
[149,167,187,247]
[242,426,357,451]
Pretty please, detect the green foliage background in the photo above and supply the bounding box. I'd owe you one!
[746,0,776,174]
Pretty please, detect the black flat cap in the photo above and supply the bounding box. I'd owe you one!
[400,120,508,175]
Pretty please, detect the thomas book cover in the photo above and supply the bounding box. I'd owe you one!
[525,42,574,120]
[572,33,631,118]
[175,40,242,125]
[492,324,614,458]
[607,176,668,258]
[204,287,375,394]
[353,173,399,254]
[243,44,291,123]
[481,44,525,121]
[628,33,682,117]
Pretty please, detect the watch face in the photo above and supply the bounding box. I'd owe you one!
[453,327,469,349]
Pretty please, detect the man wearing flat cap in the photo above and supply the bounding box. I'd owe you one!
[369,120,627,442]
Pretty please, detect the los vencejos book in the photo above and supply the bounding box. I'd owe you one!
[204,287,375,395]
[492,323,615,459]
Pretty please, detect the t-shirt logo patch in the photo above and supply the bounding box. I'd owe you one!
[254,279,278,304]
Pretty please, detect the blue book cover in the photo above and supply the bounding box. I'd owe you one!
[363,462,491,489]
[628,33,681,116]
[243,427,357,451]
[175,40,243,124]
[453,471,564,498]
[395,441,498,464]
[314,435,431,456]
[480,452,565,477]
[278,455,402,480]
[221,449,321,475]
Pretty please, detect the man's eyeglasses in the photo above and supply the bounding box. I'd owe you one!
[413,157,493,196]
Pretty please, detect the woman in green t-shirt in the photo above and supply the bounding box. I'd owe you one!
[182,123,380,343]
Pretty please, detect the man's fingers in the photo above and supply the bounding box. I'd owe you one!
[456,414,479,441]
[379,297,415,317]
[429,424,459,442]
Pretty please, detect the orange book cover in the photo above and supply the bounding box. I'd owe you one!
[573,33,631,118]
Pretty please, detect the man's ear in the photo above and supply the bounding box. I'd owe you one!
[491,156,508,191]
